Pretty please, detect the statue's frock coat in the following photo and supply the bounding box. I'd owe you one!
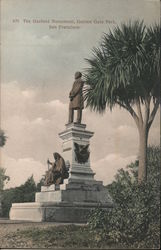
[69,78,84,109]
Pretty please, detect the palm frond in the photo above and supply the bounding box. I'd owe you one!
[84,21,160,112]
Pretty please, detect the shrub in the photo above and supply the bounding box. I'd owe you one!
[0,167,10,191]
[88,146,160,248]
[1,175,37,217]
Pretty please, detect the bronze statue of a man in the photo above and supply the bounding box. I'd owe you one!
[68,72,84,124]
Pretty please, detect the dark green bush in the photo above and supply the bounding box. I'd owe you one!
[88,146,160,248]
[0,167,10,191]
[1,175,37,217]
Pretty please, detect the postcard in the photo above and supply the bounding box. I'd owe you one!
[0,0,160,249]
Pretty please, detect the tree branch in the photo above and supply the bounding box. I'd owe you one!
[116,101,140,128]
[148,98,160,130]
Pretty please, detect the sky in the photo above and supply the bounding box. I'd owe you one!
[0,0,160,188]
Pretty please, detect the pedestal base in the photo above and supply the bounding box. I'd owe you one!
[9,201,112,223]
[10,181,113,223]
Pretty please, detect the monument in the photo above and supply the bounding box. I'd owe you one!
[9,72,113,222]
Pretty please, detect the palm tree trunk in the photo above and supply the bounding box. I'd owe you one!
[138,125,149,183]
[117,98,159,184]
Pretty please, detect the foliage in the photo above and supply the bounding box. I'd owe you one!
[0,167,10,191]
[88,146,160,248]
[36,177,45,192]
[84,21,160,111]
[1,175,37,217]
[0,129,7,147]
[0,130,8,190]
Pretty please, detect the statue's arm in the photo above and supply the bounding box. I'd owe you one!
[69,82,84,98]
[47,159,52,165]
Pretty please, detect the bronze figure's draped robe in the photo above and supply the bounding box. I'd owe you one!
[44,153,69,185]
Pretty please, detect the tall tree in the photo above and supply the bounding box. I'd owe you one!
[0,130,9,190]
[0,129,7,147]
[0,168,10,191]
[0,129,8,215]
[84,21,160,183]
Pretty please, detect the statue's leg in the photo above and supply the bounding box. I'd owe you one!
[68,108,74,123]
[77,108,82,123]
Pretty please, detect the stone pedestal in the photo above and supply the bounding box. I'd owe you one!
[59,123,95,182]
[10,123,113,222]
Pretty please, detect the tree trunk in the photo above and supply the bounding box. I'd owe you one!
[138,126,149,183]
[118,98,159,184]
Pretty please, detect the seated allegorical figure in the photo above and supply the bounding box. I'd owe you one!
[44,152,69,186]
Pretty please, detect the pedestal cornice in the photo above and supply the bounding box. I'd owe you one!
[59,123,94,140]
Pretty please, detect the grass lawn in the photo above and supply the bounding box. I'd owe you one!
[4,224,118,249]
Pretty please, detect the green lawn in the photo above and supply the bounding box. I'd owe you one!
[7,224,117,249]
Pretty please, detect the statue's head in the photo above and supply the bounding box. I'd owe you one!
[53,152,61,160]
[75,71,82,79]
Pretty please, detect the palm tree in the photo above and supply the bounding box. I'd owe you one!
[84,21,160,183]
